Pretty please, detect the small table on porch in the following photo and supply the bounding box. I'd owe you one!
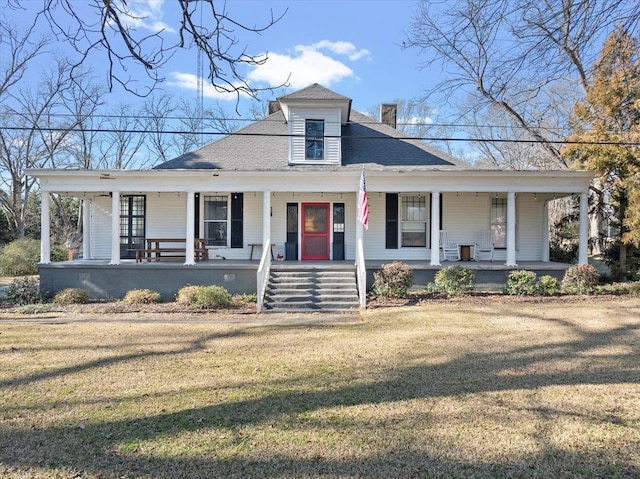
[248,243,275,260]
[457,243,475,261]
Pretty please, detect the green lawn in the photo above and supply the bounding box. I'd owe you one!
[1,297,639,478]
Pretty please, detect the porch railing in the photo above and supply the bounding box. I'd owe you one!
[355,236,366,308]
[256,238,272,313]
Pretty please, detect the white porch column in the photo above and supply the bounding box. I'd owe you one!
[40,191,51,264]
[506,191,517,267]
[578,191,589,265]
[430,191,441,266]
[110,191,121,265]
[184,191,196,265]
[263,190,271,246]
[82,198,92,260]
[542,200,550,262]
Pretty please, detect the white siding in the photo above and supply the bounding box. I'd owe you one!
[441,193,490,244]
[90,196,113,259]
[88,191,547,262]
[288,107,341,164]
[516,194,544,261]
[147,193,186,237]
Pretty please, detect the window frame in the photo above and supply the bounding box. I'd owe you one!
[400,194,428,248]
[490,197,518,250]
[203,194,229,247]
[305,119,325,160]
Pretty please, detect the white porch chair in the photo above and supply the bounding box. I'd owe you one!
[474,231,494,261]
[439,230,458,261]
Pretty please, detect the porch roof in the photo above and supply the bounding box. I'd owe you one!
[28,168,594,196]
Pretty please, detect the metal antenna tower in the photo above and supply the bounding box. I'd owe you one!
[196,1,204,146]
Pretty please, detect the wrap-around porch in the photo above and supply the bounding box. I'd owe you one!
[32,168,593,309]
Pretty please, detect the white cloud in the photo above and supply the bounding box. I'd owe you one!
[167,72,249,100]
[404,115,434,125]
[247,40,370,90]
[311,40,371,61]
[170,40,370,99]
[123,0,173,33]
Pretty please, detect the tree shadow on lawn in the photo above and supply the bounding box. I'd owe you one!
[1,319,639,477]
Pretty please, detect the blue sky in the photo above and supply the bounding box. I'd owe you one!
[6,0,433,117]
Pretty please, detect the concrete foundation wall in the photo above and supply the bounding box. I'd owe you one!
[39,263,257,301]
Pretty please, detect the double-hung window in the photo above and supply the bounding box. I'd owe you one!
[401,195,427,247]
[305,119,324,160]
[204,195,228,247]
[490,198,507,248]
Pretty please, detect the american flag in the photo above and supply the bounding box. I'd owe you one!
[358,169,369,230]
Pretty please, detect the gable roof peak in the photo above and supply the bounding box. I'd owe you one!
[277,83,352,124]
[277,83,352,102]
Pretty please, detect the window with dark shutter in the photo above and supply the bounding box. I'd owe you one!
[230,193,243,248]
[385,193,398,249]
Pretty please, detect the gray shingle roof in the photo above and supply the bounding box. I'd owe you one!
[155,86,467,171]
[278,83,351,102]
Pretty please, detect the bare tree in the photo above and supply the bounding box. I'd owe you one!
[0,19,48,99]
[98,103,147,169]
[11,0,288,98]
[405,0,639,168]
[0,59,76,238]
[173,98,240,155]
[140,93,178,166]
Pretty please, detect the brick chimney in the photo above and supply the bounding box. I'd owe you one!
[380,104,397,129]
[268,100,282,114]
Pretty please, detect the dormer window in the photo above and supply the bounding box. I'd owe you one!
[305,119,324,160]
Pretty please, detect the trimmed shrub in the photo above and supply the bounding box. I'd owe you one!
[195,285,232,308]
[176,285,201,304]
[536,275,561,296]
[562,264,600,295]
[0,238,41,276]
[0,238,68,276]
[3,276,46,305]
[372,261,413,298]
[53,288,89,305]
[15,304,53,315]
[51,245,69,262]
[434,266,476,297]
[505,270,538,295]
[122,288,162,304]
[236,292,257,304]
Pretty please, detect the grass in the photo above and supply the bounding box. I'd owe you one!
[1,297,639,478]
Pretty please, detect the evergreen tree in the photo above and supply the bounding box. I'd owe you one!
[563,28,640,278]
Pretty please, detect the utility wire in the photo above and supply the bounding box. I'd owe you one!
[0,125,638,146]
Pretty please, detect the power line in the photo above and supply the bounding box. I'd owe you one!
[1,124,639,147]
[0,111,583,132]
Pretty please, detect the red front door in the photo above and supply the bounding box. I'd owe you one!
[301,203,330,260]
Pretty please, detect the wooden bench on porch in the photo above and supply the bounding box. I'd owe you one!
[135,238,209,263]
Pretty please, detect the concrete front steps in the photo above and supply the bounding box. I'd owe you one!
[263,265,360,313]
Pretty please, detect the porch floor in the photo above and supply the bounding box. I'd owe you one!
[59,259,573,271]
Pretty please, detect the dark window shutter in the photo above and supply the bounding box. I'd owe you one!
[194,193,200,238]
[385,193,398,249]
[230,193,243,248]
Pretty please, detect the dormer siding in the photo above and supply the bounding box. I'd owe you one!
[288,107,342,165]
